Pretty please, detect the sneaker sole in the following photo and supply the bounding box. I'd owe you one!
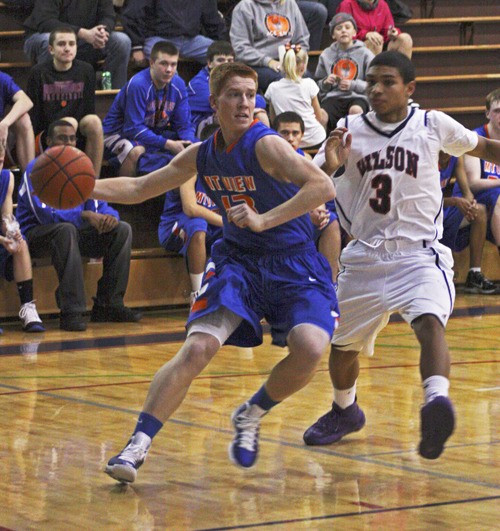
[419,398,455,460]
[464,287,497,295]
[104,464,137,484]
[303,418,366,446]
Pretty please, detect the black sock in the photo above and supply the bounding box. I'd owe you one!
[17,279,34,305]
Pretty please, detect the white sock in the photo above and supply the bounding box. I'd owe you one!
[190,273,204,292]
[469,267,480,273]
[334,383,357,409]
[423,375,449,404]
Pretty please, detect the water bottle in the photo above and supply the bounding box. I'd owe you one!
[101,71,112,90]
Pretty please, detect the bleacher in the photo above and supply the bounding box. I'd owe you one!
[0,0,498,317]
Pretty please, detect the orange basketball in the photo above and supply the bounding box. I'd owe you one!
[30,145,96,210]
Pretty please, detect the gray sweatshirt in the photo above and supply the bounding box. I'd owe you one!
[315,40,374,102]
[230,0,310,68]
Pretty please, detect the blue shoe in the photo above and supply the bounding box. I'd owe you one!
[229,402,266,468]
[419,396,455,459]
[19,301,45,333]
[303,401,366,446]
[105,432,151,483]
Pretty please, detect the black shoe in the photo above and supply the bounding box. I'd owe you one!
[464,271,497,294]
[91,304,142,323]
[60,313,87,331]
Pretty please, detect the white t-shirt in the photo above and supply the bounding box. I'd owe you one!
[265,77,326,148]
[313,107,478,244]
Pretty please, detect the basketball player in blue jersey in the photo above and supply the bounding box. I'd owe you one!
[303,51,500,460]
[91,62,339,484]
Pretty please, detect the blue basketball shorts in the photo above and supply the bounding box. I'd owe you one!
[187,239,339,348]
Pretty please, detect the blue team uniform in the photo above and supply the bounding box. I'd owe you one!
[102,68,198,173]
[442,125,500,250]
[158,178,222,257]
[186,120,339,347]
[0,169,15,280]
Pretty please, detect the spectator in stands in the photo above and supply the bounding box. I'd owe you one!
[0,139,45,333]
[439,152,496,294]
[230,0,310,92]
[0,70,35,173]
[158,176,223,306]
[273,110,340,280]
[16,120,142,331]
[315,13,373,131]
[26,26,103,176]
[265,44,327,148]
[188,41,269,137]
[102,41,197,176]
[337,0,413,58]
[121,0,227,66]
[23,0,131,89]
[463,88,500,273]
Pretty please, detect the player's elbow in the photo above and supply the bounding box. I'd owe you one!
[321,175,336,202]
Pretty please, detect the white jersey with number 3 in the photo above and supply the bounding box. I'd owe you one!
[332,107,478,245]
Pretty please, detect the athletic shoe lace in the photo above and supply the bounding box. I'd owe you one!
[235,414,260,452]
[19,301,41,325]
[120,439,149,466]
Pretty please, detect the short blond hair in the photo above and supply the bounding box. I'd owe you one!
[486,88,500,111]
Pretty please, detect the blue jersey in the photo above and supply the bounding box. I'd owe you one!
[475,124,500,181]
[0,169,9,206]
[196,120,314,252]
[440,156,457,190]
[161,177,220,222]
[102,68,197,149]
[17,159,120,235]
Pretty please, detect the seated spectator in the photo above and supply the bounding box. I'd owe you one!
[230,0,310,92]
[315,13,373,131]
[158,175,223,306]
[121,0,227,66]
[273,111,340,280]
[102,41,197,176]
[188,41,235,136]
[188,41,269,136]
[463,88,500,277]
[265,44,327,148]
[0,140,44,333]
[439,152,496,294]
[0,70,35,173]
[23,0,131,89]
[26,26,103,176]
[16,120,142,331]
[337,0,413,58]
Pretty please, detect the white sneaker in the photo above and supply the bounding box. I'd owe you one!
[19,301,45,333]
[105,432,151,484]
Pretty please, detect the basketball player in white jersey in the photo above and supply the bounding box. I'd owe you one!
[303,51,500,459]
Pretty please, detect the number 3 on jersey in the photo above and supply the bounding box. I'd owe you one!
[221,194,257,212]
[369,173,392,214]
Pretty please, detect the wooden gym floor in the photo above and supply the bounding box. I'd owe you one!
[0,292,498,530]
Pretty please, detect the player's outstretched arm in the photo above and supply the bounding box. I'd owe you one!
[229,135,335,232]
[92,144,200,204]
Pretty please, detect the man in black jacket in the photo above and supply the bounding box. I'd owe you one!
[121,0,227,66]
[23,0,131,88]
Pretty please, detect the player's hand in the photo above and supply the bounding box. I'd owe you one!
[309,206,329,229]
[83,211,118,233]
[388,26,399,41]
[365,31,384,47]
[325,74,338,86]
[324,127,351,174]
[0,236,21,254]
[455,197,478,221]
[165,139,190,155]
[338,79,352,91]
[268,60,281,73]
[132,50,147,67]
[227,204,264,232]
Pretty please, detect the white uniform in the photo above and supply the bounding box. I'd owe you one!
[314,107,479,355]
